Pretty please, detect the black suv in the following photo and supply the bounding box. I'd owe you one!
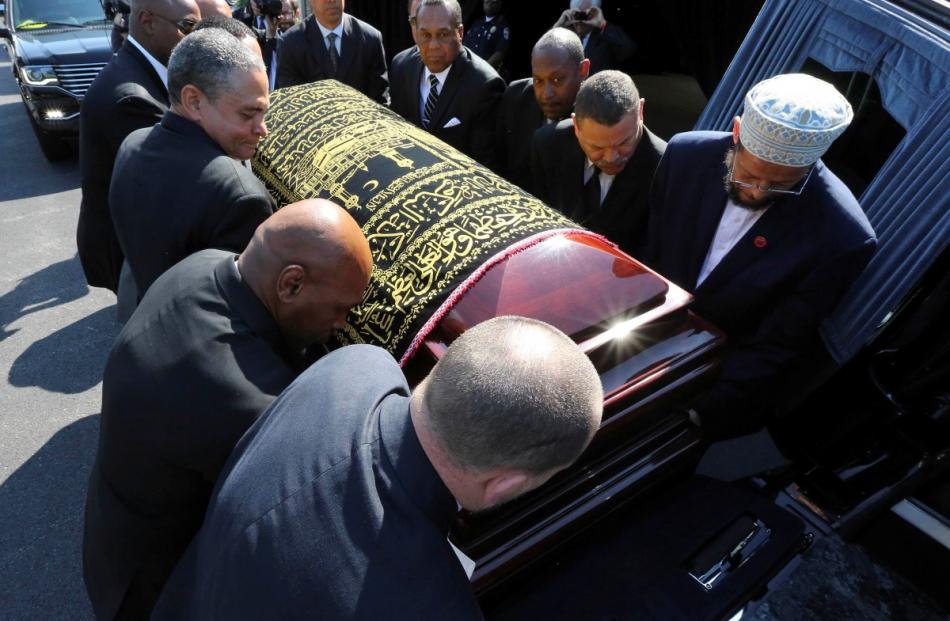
[0,0,112,160]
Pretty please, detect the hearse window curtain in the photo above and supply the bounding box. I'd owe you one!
[695,0,950,363]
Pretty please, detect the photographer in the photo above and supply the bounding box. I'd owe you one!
[554,0,635,75]
[260,0,299,89]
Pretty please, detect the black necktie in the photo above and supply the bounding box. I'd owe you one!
[422,74,440,129]
[326,32,339,77]
[583,168,602,216]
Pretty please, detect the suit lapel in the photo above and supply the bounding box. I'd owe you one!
[336,15,355,81]
[123,43,169,105]
[684,159,730,287]
[303,17,331,75]
[697,194,798,293]
[407,52,425,125]
[429,50,469,130]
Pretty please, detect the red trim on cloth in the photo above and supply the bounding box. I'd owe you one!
[398,228,616,367]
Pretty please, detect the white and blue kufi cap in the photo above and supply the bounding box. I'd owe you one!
[739,73,853,167]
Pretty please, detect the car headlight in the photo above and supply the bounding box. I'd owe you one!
[19,65,59,86]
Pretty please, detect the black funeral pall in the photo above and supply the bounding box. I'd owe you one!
[252,81,586,359]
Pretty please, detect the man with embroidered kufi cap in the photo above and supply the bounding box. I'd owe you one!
[645,73,877,440]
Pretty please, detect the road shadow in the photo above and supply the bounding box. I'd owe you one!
[8,305,118,394]
[0,256,91,343]
[0,414,98,620]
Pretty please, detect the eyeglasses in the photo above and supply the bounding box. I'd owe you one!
[727,158,813,196]
[151,12,197,34]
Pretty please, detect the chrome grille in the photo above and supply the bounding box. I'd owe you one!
[52,62,107,98]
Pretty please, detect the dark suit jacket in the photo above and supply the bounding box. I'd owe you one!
[109,111,275,297]
[390,45,505,170]
[646,132,877,438]
[153,345,482,621]
[532,119,666,257]
[78,41,167,292]
[275,14,388,104]
[584,23,636,75]
[83,249,302,621]
[496,78,546,194]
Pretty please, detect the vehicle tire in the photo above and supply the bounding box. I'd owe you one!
[26,108,73,161]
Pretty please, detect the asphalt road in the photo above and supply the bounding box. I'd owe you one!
[0,49,111,620]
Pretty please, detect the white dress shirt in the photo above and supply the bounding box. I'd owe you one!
[583,158,616,206]
[127,35,168,90]
[419,65,452,122]
[315,20,344,55]
[696,198,768,287]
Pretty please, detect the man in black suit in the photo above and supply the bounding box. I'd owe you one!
[110,29,274,298]
[275,0,388,103]
[497,27,588,194]
[153,317,604,620]
[390,0,505,170]
[532,70,665,257]
[83,199,373,620]
[554,0,635,76]
[77,0,200,294]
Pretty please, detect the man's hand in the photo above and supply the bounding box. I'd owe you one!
[553,8,576,28]
[265,14,278,39]
[581,6,606,28]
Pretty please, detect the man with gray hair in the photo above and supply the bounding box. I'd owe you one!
[532,69,666,257]
[497,27,589,193]
[109,28,275,298]
[553,0,635,75]
[152,316,604,619]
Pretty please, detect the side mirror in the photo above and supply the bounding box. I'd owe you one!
[0,27,11,41]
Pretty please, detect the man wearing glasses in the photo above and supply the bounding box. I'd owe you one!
[646,73,877,440]
[78,0,200,305]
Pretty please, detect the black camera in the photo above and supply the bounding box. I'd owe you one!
[572,9,591,21]
[254,0,283,18]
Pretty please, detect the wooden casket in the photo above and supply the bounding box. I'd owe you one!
[253,81,724,600]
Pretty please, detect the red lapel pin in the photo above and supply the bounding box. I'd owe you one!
[754,235,768,248]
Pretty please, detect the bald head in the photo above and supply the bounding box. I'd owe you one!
[239,200,373,349]
[130,0,201,65]
[195,0,232,17]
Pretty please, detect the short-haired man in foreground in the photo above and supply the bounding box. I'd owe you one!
[533,70,666,257]
[110,28,274,298]
[497,27,589,193]
[646,73,877,438]
[153,316,603,620]
[83,199,373,620]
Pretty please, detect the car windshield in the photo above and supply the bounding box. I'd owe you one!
[12,0,108,29]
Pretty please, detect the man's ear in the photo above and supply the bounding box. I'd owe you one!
[276,265,305,303]
[137,9,156,38]
[579,58,591,80]
[482,470,530,508]
[179,84,206,121]
[732,116,741,144]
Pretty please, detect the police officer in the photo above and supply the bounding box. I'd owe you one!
[463,0,510,76]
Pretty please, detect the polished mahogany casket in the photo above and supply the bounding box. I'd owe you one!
[253,82,724,598]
